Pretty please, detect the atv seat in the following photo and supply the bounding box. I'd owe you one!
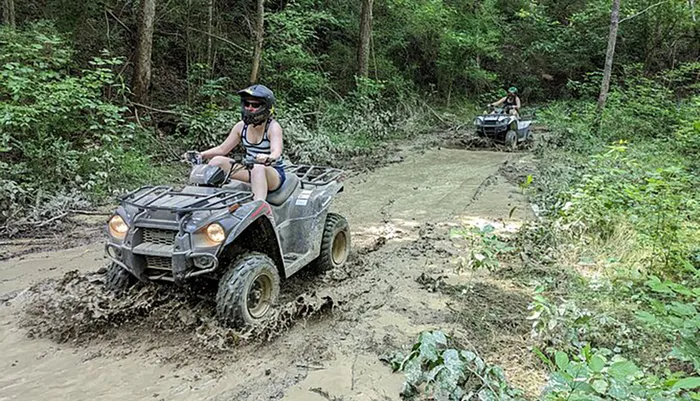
[222,173,300,206]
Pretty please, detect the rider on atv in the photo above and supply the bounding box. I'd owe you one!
[488,86,521,117]
[195,84,285,201]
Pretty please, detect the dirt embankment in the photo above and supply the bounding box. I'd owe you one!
[0,146,543,401]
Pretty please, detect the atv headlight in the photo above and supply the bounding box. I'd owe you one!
[205,223,226,244]
[108,215,129,239]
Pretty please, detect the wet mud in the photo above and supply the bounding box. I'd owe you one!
[0,147,546,400]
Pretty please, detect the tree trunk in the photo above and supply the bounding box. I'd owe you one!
[358,0,373,78]
[597,0,621,112]
[132,0,157,104]
[207,0,214,76]
[249,0,264,84]
[2,0,15,28]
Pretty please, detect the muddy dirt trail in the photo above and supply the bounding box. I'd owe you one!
[0,148,540,401]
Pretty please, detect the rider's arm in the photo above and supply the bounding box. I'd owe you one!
[200,122,243,160]
[516,96,521,109]
[492,96,506,106]
[267,122,283,160]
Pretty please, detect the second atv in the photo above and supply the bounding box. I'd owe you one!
[473,105,533,150]
[103,153,350,328]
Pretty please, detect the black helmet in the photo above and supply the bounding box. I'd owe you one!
[237,84,276,126]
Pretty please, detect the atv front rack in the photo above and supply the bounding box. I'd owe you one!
[286,165,344,186]
[119,185,253,212]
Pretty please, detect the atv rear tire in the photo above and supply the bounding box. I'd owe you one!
[105,262,135,296]
[505,130,518,150]
[315,213,351,272]
[216,252,280,327]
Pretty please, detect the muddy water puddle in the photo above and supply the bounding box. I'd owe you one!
[0,148,541,400]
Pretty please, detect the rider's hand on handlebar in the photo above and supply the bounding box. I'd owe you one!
[182,150,202,164]
[255,154,277,166]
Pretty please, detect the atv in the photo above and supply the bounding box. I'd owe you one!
[473,105,532,150]
[103,152,350,328]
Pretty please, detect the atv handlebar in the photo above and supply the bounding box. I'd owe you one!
[182,151,277,168]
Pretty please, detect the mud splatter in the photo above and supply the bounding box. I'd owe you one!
[21,269,336,350]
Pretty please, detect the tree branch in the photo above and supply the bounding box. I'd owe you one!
[187,27,252,54]
[130,102,192,117]
[620,0,671,23]
[105,8,132,34]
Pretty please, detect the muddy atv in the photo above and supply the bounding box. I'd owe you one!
[473,105,532,150]
[103,152,350,328]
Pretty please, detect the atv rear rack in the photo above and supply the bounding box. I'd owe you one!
[286,165,344,186]
[120,185,253,212]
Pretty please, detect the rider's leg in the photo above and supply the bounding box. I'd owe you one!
[209,156,232,174]
[208,156,249,182]
[250,165,282,201]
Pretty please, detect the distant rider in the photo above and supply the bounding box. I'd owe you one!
[489,87,521,116]
[195,84,286,201]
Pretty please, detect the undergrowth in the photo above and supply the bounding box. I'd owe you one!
[400,68,700,400]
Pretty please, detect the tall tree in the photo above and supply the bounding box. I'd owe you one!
[207,0,214,75]
[597,0,621,112]
[358,0,373,78]
[250,0,264,84]
[133,0,157,104]
[2,0,15,28]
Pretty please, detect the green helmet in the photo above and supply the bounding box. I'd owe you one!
[508,86,518,94]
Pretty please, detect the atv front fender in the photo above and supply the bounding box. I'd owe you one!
[222,201,286,278]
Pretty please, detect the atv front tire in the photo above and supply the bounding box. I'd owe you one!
[216,252,280,327]
[105,262,135,295]
[505,130,518,150]
[315,213,351,272]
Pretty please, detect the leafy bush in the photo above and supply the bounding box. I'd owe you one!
[542,346,700,401]
[0,23,168,225]
[450,224,516,271]
[390,330,526,401]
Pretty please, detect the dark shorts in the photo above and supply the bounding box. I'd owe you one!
[269,165,286,192]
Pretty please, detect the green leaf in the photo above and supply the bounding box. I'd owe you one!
[608,360,640,382]
[418,331,448,363]
[669,302,697,317]
[477,388,497,401]
[555,351,570,371]
[441,349,466,382]
[404,357,424,385]
[671,377,700,390]
[608,380,630,400]
[635,311,658,324]
[645,276,673,294]
[589,355,606,373]
[592,379,608,394]
[461,350,477,363]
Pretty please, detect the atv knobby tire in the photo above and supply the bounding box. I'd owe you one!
[105,262,135,295]
[314,213,351,272]
[216,252,280,327]
[505,130,518,150]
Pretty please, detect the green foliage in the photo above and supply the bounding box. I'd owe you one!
[524,71,700,401]
[542,346,699,401]
[632,277,700,373]
[264,0,337,100]
[0,23,168,224]
[391,330,526,401]
[450,224,516,271]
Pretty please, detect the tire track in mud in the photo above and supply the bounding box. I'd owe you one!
[0,148,538,401]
